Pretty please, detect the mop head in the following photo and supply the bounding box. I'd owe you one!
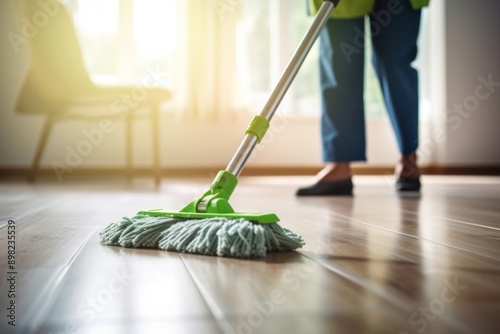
[99,215,305,258]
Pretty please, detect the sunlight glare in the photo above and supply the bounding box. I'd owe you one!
[75,0,119,38]
[134,0,177,60]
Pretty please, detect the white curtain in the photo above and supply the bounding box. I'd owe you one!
[172,0,245,120]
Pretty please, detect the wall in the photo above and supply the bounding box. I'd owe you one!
[443,0,500,165]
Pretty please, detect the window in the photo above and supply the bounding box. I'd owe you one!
[71,0,386,118]
[72,0,176,87]
[240,0,321,116]
[240,0,386,117]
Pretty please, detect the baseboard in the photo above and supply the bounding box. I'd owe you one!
[241,166,500,176]
[1,165,499,181]
[419,165,500,175]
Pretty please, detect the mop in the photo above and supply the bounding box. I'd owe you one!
[99,0,339,258]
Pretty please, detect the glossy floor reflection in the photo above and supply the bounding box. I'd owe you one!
[0,176,499,334]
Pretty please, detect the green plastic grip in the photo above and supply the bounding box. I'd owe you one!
[210,170,238,197]
[179,170,238,214]
[245,115,270,143]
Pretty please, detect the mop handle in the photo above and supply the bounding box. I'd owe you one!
[226,0,338,177]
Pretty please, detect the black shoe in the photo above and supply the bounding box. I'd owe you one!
[296,178,353,196]
[396,177,421,192]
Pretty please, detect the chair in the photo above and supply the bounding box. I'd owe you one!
[15,1,171,185]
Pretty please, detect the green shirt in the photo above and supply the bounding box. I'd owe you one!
[308,0,430,19]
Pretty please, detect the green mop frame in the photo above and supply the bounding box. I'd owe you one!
[139,0,338,224]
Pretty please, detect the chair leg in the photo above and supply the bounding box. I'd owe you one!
[29,116,54,182]
[151,104,161,186]
[125,113,133,181]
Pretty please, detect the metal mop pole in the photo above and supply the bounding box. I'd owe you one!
[226,0,338,177]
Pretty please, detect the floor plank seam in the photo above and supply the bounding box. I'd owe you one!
[299,252,411,312]
[401,209,500,232]
[179,255,235,334]
[323,209,500,266]
[2,193,73,229]
[21,229,95,333]
[301,251,481,334]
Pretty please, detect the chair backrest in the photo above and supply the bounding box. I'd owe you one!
[16,0,94,110]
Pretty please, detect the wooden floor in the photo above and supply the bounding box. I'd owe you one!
[1,175,500,334]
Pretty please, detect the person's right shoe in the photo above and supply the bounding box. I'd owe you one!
[395,177,421,192]
[296,178,353,196]
[395,153,421,193]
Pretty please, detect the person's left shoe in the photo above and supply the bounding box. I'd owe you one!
[296,178,353,196]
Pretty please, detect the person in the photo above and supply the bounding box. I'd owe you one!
[297,0,430,196]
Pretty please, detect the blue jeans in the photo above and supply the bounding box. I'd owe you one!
[319,0,421,162]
